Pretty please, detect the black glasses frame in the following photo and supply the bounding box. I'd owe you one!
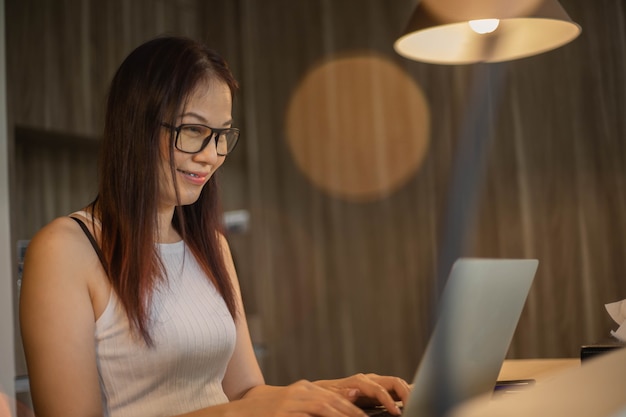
[162,123,240,156]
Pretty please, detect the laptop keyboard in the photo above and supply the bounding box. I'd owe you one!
[364,407,403,416]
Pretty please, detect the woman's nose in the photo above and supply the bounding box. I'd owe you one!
[193,137,220,164]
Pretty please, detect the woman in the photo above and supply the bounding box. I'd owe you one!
[19,36,410,417]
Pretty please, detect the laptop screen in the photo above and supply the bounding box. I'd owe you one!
[402,258,538,417]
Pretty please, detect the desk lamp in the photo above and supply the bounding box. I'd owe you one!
[393,1,580,416]
[394,0,581,64]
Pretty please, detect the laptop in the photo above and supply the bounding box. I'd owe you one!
[368,258,538,417]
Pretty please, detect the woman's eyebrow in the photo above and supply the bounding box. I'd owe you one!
[180,112,233,127]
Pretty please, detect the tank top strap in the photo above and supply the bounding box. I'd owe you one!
[69,215,109,276]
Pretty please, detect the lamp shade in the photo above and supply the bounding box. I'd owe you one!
[394,0,581,64]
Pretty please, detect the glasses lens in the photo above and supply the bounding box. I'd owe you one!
[178,125,211,153]
[216,130,240,156]
[176,125,239,155]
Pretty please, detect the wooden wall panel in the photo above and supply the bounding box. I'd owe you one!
[237,0,476,382]
[237,0,626,384]
[7,0,626,392]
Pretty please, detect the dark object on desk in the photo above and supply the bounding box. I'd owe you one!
[580,337,626,361]
[494,378,536,393]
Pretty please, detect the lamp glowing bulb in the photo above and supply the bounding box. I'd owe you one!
[468,19,500,34]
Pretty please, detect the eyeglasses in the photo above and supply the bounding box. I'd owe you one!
[162,123,240,156]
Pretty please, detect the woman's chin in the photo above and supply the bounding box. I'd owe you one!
[179,194,202,206]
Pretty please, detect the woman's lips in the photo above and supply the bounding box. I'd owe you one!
[177,168,208,185]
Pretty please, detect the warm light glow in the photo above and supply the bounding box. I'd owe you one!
[468,19,500,34]
[285,54,430,201]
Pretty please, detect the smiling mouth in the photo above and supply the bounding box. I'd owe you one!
[178,169,200,177]
[177,169,208,182]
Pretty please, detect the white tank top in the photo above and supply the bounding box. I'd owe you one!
[95,240,236,417]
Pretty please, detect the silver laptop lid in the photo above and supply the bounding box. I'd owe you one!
[403,258,538,417]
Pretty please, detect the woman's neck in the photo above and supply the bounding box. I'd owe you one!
[156,206,181,243]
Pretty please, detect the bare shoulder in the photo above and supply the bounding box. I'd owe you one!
[20,214,110,336]
[31,215,86,241]
[22,216,103,292]
[26,216,93,265]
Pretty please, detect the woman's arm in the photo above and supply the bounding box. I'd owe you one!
[218,234,265,400]
[19,218,106,417]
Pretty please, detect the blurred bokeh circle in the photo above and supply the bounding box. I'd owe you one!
[285,52,430,202]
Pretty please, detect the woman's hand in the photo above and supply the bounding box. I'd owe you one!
[314,373,412,416]
[233,380,370,417]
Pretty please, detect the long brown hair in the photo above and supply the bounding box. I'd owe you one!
[92,35,239,345]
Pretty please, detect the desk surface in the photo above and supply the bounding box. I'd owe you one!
[455,353,626,417]
[498,358,580,383]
